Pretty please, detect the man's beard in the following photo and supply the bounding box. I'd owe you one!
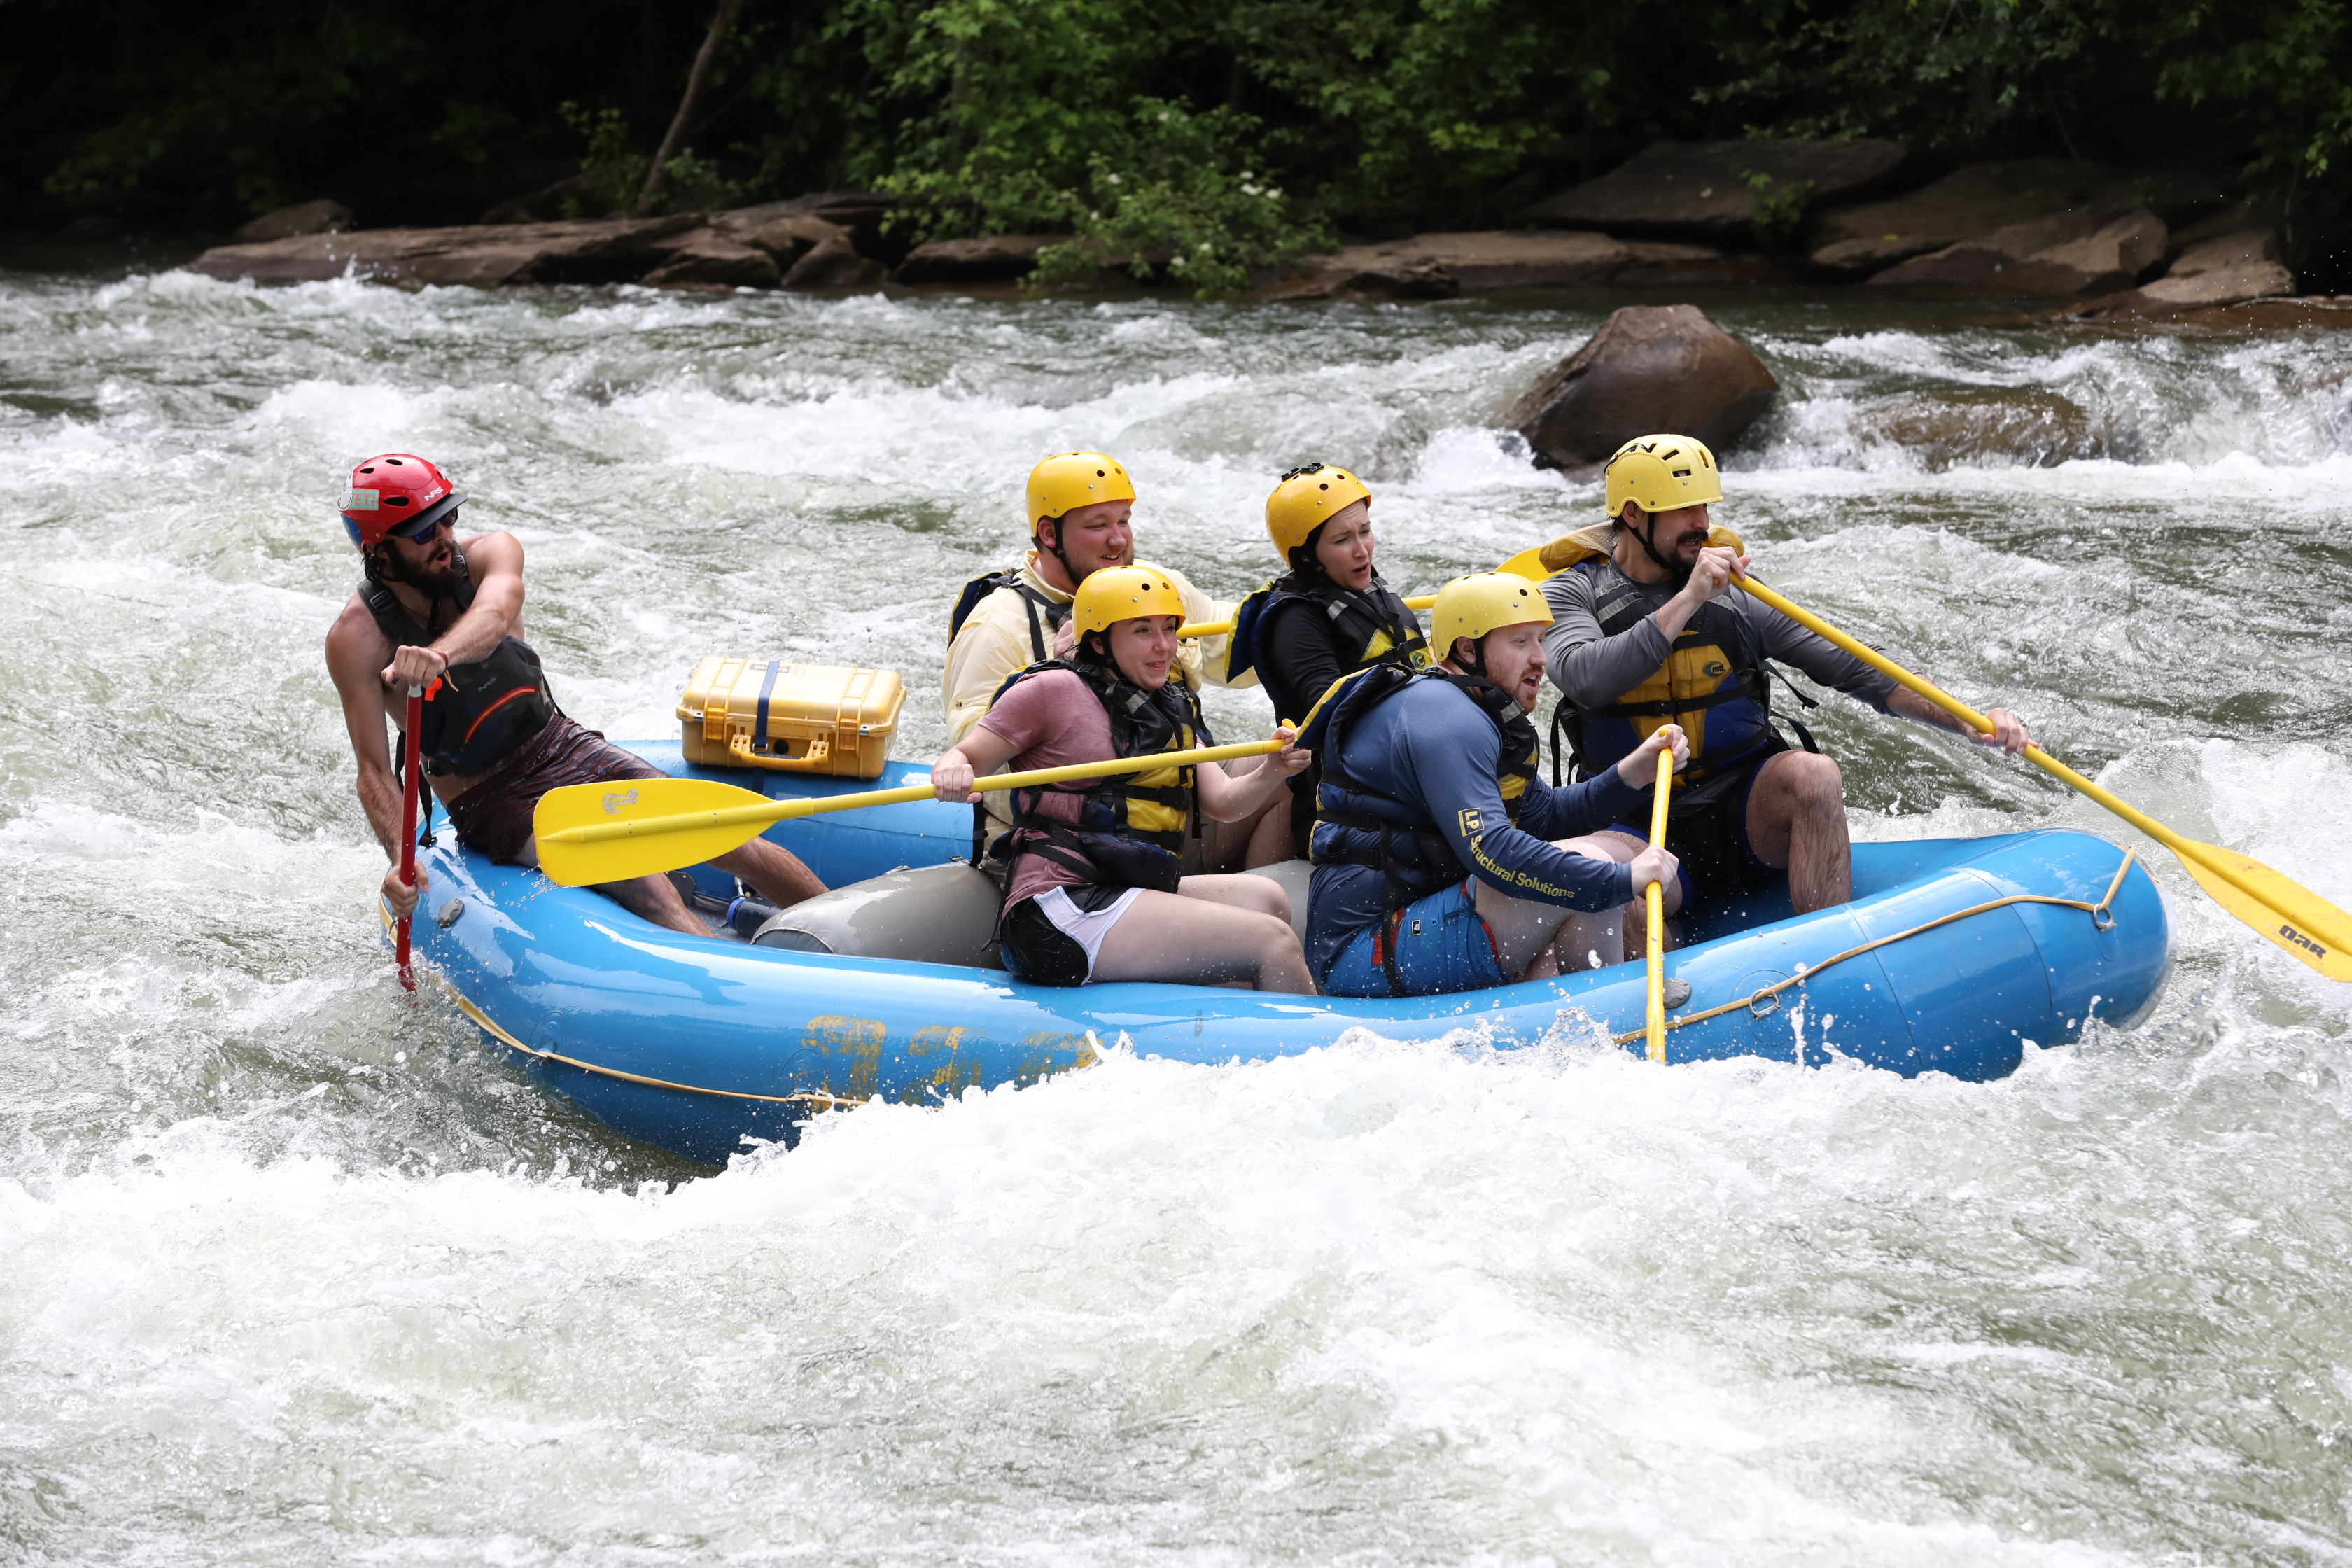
[369,542,464,598]
[1638,520,1709,587]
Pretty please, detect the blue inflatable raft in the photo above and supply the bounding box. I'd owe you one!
[394,743,2171,1166]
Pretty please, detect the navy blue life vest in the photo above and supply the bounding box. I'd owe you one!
[948,568,1069,662]
[1226,573,1430,724]
[1304,664,1538,910]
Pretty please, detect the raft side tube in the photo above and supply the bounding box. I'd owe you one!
[409,813,2169,1166]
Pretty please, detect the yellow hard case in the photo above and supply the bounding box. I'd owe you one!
[676,657,906,778]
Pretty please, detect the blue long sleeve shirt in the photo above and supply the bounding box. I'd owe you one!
[1303,678,1644,981]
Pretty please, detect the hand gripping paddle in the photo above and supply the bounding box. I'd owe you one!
[531,738,1287,888]
[1495,543,2351,983]
[1645,749,1673,1060]
[395,686,422,992]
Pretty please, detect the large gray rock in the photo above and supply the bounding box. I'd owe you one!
[1506,304,1779,472]
[1523,139,1911,241]
[893,234,1060,284]
[2073,230,2295,318]
[232,199,354,244]
[1807,160,2136,276]
[1866,208,2166,296]
[640,228,783,289]
[741,213,850,270]
[1267,231,1780,300]
[2162,203,2274,259]
[780,234,886,290]
[184,215,704,286]
[710,192,895,256]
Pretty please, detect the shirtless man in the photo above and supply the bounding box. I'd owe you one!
[323,452,822,934]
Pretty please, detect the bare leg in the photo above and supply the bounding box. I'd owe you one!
[1577,828,1683,962]
[1744,751,1850,913]
[594,871,712,935]
[514,831,709,934]
[1474,839,1645,981]
[714,836,825,907]
[1198,790,1282,875]
[1243,799,1296,868]
[1089,874,1316,993]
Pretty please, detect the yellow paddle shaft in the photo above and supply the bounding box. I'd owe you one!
[1177,594,1434,641]
[1731,573,2280,911]
[1645,750,1672,1063]
[540,738,1284,848]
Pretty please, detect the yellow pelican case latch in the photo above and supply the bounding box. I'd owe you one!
[676,657,906,779]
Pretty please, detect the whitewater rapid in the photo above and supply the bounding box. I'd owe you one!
[2,267,2349,1564]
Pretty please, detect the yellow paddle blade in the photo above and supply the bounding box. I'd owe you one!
[1496,545,1551,582]
[2171,839,2352,981]
[533,776,776,888]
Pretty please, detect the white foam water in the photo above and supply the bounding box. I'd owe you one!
[1,269,2348,1564]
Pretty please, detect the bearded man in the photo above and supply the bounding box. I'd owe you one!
[1542,434,2029,920]
[323,453,820,934]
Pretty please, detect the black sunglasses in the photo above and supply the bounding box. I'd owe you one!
[386,507,455,543]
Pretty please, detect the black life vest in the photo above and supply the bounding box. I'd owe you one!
[948,568,1070,662]
[1304,664,1539,910]
[358,544,556,778]
[1551,552,1813,796]
[1226,571,1432,724]
[985,655,1210,898]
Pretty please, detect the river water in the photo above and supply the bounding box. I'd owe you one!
[3,265,2350,1564]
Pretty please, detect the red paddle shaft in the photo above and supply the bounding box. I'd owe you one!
[396,686,422,992]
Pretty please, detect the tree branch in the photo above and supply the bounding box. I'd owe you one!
[636,0,746,216]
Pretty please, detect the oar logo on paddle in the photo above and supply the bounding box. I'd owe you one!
[602,788,640,816]
[2280,923,2328,960]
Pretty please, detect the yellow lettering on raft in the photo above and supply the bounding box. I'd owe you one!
[804,1015,887,1098]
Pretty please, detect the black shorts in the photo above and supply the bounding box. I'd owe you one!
[996,892,1093,987]
[1614,743,1784,911]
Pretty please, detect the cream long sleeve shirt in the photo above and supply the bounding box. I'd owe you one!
[941,552,1245,743]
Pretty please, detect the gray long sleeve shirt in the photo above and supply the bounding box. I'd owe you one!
[1541,554,1898,716]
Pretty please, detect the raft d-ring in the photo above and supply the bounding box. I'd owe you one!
[1747,990,1782,1018]
[2091,907,2116,932]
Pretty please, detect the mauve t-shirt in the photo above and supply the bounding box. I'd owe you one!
[978,669,1177,909]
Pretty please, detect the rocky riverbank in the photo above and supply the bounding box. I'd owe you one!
[183,140,2317,318]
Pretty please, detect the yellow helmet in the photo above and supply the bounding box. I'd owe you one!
[1603,434,1723,521]
[1265,462,1371,559]
[1072,566,1186,638]
[1430,573,1551,659]
[1027,451,1135,536]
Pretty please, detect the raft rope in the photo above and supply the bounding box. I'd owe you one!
[396,849,2140,1094]
[1607,846,2139,1048]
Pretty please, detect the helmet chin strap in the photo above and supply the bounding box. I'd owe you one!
[1037,518,1081,588]
[1625,507,1693,588]
[1455,635,1488,681]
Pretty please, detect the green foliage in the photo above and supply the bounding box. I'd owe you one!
[1031,100,1332,296]
[1222,0,1688,221]
[1739,168,1815,250]
[13,0,2352,284]
[39,6,414,216]
[828,0,1161,237]
[557,103,645,218]
[1702,0,2122,157]
[658,149,743,209]
[431,102,523,172]
[2153,0,2352,189]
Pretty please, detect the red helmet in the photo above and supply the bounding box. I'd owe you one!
[340,453,465,549]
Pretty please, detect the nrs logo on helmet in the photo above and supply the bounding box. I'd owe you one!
[340,453,465,550]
